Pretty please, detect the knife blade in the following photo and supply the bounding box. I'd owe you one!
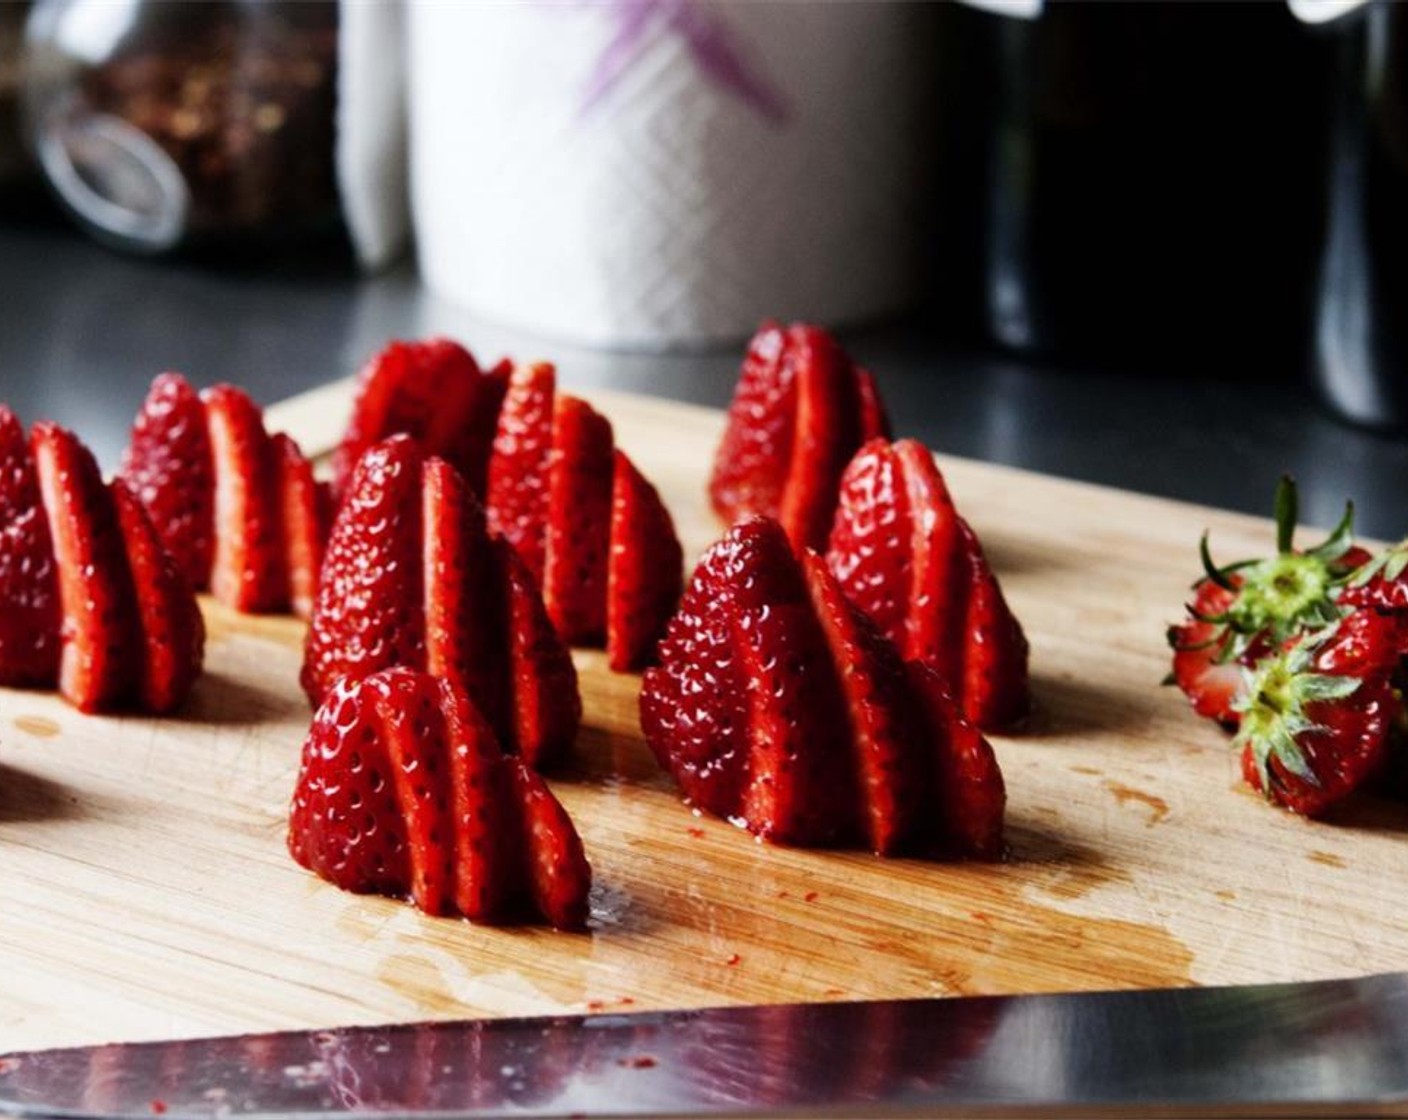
[2,973,1406,1119]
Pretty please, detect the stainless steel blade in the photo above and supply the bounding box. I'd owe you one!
[2,973,1407,1119]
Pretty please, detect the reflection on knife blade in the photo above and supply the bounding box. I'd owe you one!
[1,974,1407,1119]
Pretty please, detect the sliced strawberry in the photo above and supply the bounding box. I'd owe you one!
[1234,608,1404,817]
[111,480,204,713]
[507,759,591,930]
[120,372,214,588]
[501,538,581,770]
[827,439,1030,730]
[0,407,59,687]
[640,523,751,820]
[906,660,1006,859]
[709,323,887,552]
[288,673,412,898]
[606,449,683,671]
[855,366,891,442]
[271,432,327,620]
[485,362,556,584]
[31,423,139,713]
[301,436,426,706]
[801,551,925,855]
[825,438,912,641]
[1168,578,1253,727]
[422,457,510,742]
[714,519,856,844]
[303,438,580,764]
[373,669,455,915]
[331,338,503,499]
[543,395,614,644]
[289,667,590,928]
[955,519,1031,730]
[776,326,862,552]
[439,676,514,921]
[709,322,794,526]
[644,516,1006,857]
[424,343,510,498]
[203,384,287,613]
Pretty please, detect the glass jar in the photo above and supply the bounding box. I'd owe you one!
[23,0,342,255]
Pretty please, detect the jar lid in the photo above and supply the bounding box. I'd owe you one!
[35,94,187,252]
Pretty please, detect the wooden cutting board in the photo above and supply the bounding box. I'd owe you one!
[2,383,1405,1055]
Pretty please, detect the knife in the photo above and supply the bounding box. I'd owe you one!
[2,973,1405,1119]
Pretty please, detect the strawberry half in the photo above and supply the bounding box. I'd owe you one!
[826,438,1030,731]
[123,374,330,617]
[32,422,140,712]
[486,362,556,584]
[642,516,1005,857]
[709,322,891,552]
[204,384,288,613]
[501,539,581,771]
[332,338,509,499]
[423,456,510,741]
[1233,608,1406,817]
[0,407,59,687]
[119,373,215,588]
[288,667,591,928]
[1168,476,1367,727]
[543,395,614,645]
[302,437,580,767]
[272,433,329,620]
[302,435,427,705]
[111,480,205,713]
[606,449,683,671]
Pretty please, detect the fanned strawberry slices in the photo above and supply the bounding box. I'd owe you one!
[333,344,683,670]
[331,338,510,500]
[640,516,1005,859]
[121,374,331,617]
[302,436,580,769]
[0,407,204,713]
[288,668,591,929]
[709,322,890,552]
[826,439,1030,731]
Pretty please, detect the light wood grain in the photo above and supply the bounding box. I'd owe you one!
[2,385,1405,1054]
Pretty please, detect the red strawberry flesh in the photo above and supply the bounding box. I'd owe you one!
[543,395,614,644]
[502,538,581,770]
[801,550,925,855]
[204,384,287,613]
[301,436,426,706]
[422,456,511,743]
[272,432,327,620]
[0,407,59,687]
[606,449,683,671]
[289,668,590,928]
[332,338,502,499]
[486,362,556,584]
[32,423,139,713]
[111,479,205,713]
[120,373,215,589]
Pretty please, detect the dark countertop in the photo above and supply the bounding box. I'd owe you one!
[4,221,1408,541]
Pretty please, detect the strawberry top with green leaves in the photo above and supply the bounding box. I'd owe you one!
[1169,477,1369,724]
[1232,609,1406,817]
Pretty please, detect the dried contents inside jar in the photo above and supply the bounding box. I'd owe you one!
[28,1,341,251]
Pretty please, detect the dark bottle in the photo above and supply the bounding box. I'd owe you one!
[947,2,1336,374]
[1313,1,1408,428]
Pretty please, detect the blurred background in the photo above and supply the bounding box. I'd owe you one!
[4,0,1408,534]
